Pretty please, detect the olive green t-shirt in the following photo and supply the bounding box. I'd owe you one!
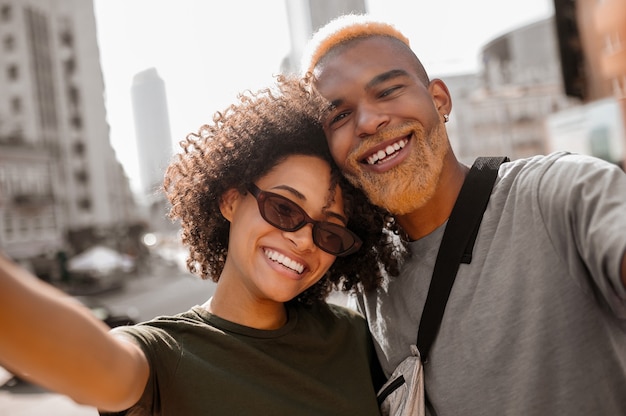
[104,302,383,415]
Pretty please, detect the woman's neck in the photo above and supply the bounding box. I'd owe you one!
[205,288,288,330]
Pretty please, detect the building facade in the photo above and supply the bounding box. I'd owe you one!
[555,0,626,167]
[0,0,138,275]
[443,17,585,164]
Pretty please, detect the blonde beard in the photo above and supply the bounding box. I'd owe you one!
[344,121,448,215]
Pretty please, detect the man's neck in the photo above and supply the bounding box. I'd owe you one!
[396,159,469,241]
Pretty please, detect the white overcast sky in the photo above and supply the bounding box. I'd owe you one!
[93,0,554,193]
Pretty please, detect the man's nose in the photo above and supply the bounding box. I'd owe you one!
[356,103,389,138]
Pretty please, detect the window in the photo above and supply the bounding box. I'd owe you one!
[70,114,82,129]
[7,64,18,81]
[19,217,28,233]
[1,5,11,22]
[4,214,14,240]
[68,85,79,106]
[33,216,42,232]
[73,140,85,156]
[75,169,89,183]
[64,58,75,76]
[3,35,14,51]
[60,30,73,47]
[11,96,21,114]
[78,198,92,211]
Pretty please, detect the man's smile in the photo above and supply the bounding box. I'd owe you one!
[363,137,409,165]
[360,137,409,165]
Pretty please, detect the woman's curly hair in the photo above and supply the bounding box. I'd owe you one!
[163,75,406,305]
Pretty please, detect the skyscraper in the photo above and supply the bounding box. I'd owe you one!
[130,67,174,198]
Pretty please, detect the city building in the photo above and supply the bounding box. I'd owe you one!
[130,67,174,198]
[0,0,139,277]
[130,67,177,234]
[553,0,626,168]
[442,17,582,164]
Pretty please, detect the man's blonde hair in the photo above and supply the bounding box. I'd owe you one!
[300,14,410,76]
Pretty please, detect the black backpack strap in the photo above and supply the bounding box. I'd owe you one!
[417,156,509,362]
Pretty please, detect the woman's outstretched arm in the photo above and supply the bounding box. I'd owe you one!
[0,252,149,412]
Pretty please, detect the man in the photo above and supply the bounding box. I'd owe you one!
[301,14,626,415]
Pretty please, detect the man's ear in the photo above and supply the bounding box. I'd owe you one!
[219,188,242,222]
[429,78,452,119]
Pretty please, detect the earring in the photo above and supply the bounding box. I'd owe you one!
[443,114,449,123]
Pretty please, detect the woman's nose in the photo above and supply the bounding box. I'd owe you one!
[283,224,316,252]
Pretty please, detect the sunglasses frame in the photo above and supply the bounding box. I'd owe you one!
[246,183,362,256]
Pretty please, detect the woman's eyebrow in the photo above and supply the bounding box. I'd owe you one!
[271,184,306,201]
[323,209,348,225]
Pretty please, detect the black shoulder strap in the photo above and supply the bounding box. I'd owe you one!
[417,156,509,362]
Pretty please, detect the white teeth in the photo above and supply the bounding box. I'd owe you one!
[366,139,408,165]
[264,249,304,274]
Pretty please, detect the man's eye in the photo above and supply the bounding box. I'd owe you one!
[329,112,349,126]
[379,86,401,98]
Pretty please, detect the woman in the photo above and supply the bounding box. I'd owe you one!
[0,76,402,415]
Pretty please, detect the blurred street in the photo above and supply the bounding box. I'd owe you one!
[0,259,215,415]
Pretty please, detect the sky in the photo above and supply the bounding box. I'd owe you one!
[93,0,555,193]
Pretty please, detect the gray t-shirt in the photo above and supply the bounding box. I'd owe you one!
[356,152,626,415]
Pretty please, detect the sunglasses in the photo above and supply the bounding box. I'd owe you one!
[246,183,362,257]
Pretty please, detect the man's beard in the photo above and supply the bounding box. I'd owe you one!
[343,121,447,215]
